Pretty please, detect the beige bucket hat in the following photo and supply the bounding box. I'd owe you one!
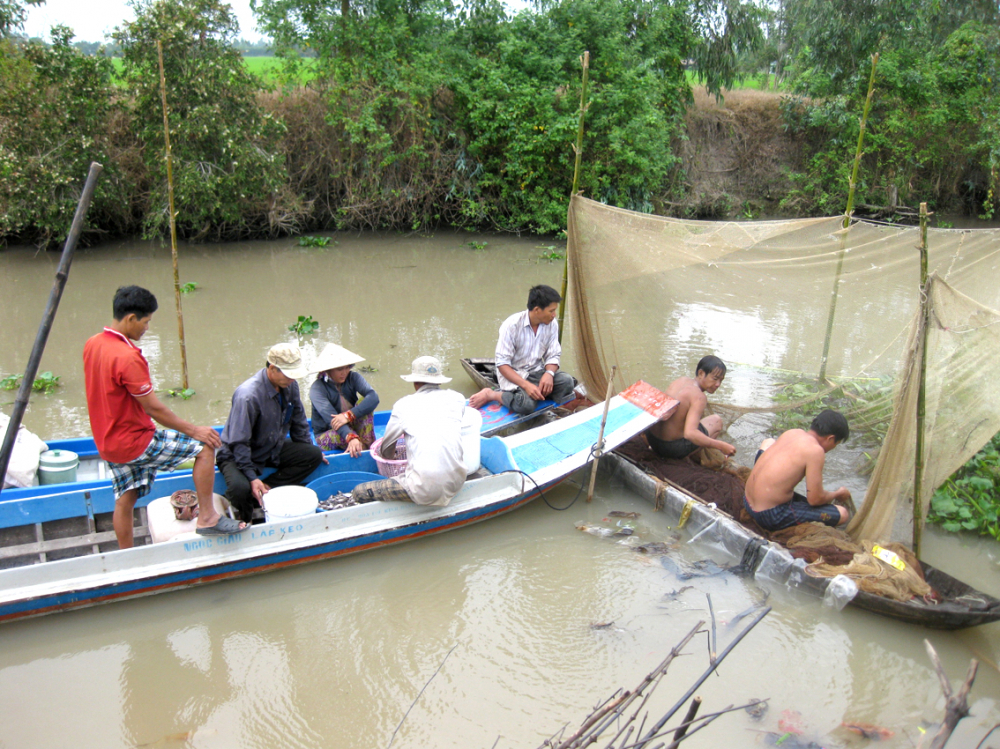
[266,342,310,379]
[400,355,451,384]
[311,343,365,374]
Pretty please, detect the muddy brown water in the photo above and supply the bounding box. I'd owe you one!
[1,231,998,748]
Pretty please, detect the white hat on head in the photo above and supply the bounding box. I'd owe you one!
[311,343,365,374]
[266,342,310,379]
[400,355,451,384]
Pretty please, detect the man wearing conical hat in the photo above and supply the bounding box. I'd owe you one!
[351,356,468,507]
[217,343,325,523]
[309,344,380,458]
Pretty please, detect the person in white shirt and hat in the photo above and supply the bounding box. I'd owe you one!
[309,343,380,457]
[217,343,326,523]
[351,355,468,507]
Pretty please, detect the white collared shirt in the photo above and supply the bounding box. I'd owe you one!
[382,385,467,506]
[494,310,561,391]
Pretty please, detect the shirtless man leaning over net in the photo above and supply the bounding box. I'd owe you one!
[743,409,852,532]
[644,355,736,461]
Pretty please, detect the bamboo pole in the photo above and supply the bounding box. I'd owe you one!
[914,202,929,556]
[557,50,589,346]
[157,40,190,390]
[0,163,103,494]
[585,364,616,503]
[818,53,879,381]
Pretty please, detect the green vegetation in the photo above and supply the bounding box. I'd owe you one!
[537,245,564,262]
[180,281,198,293]
[113,0,302,241]
[929,433,1000,540]
[288,314,319,337]
[297,235,331,247]
[771,376,894,445]
[467,240,488,251]
[165,387,196,399]
[1,371,61,393]
[1,0,998,244]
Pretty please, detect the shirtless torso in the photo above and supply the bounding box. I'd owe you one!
[646,369,735,457]
[745,428,850,520]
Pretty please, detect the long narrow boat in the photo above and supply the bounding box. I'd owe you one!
[3,394,566,503]
[0,383,675,623]
[600,448,1000,630]
[460,357,588,400]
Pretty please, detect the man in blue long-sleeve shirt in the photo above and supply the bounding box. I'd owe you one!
[217,343,325,522]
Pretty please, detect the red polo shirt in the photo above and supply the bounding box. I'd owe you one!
[82,327,156,464]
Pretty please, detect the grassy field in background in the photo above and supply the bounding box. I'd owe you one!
[107,57,776,90]
[109,55,318,84]
[683,69,784,92]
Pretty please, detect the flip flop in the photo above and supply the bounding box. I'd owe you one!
[196,515,246,536]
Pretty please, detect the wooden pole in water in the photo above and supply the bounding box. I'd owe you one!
[818,53,879,381]
[157,40,190,390]
[586,364,616,503]
[914,201,930,556]
[557,50,589,346]
[0,163,103,495]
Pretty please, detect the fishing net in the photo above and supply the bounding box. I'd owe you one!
[567,195,1000,544]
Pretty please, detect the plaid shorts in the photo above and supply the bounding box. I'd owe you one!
[350,478,413,504]
[108,429,204,500]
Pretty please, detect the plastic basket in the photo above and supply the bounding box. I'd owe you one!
[370,437,407,478]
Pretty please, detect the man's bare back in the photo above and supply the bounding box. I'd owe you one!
[745,426,850,524]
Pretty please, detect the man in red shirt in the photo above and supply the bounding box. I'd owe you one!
[83,286,245,548]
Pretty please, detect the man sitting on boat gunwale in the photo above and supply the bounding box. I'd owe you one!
[351,356,467,507]
[743,409,852,532]
[216,343,325,523]
[645,355,736,461]
[82,285,246,548]
[468,284,576,415]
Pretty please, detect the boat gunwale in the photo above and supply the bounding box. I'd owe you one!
[600,447,1000,630]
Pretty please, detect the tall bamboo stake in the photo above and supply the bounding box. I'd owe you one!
[585,364,616,503]
[914,202,929,556]
[818,53,879,381]
[557,50,589,346]
[157,40,190,390]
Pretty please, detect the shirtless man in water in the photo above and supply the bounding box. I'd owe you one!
[645,355,736,460]
[744,409,852,532]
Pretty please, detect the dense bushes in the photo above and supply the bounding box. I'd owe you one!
[0,28,134,245]
[779,20,1000,218]
[2,0,1000,245]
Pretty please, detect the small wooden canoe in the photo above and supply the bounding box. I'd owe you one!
[600,447,1000,630]
[460,357,588,399]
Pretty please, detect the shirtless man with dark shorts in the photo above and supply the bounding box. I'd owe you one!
[645,355,736,461]
[744,409,852,532]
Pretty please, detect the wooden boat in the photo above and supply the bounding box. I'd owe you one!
[0,382,675,623]
[600,447,1000,630]
[3,392,565,503]
[460,357,588,399]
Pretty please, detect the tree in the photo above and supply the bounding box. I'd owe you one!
[0,25,129,245]
[113,0,304,239]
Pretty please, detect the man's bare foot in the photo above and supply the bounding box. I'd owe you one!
[469,388,501,409]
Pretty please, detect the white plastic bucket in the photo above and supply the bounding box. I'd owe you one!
[461,407,482,474]
[263,485,318,523]
[38,449,79,485]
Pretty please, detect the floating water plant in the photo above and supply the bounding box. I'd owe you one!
[298,235,332,247]
[288,315,320,337]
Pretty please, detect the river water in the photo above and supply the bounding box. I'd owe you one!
[1,232,998,749]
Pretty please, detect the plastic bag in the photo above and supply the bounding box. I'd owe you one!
[822,574,859,611]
